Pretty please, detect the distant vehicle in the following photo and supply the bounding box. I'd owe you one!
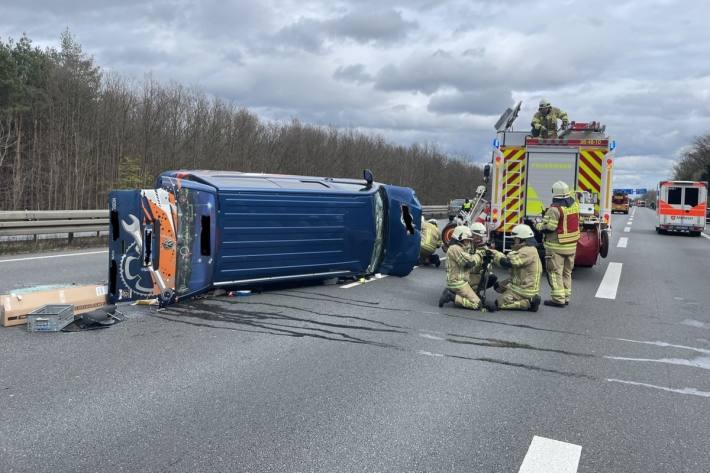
[612,192,629,214]
[486,102,613,267]
[637,200,646,208]
[656,180,707,236]
[108,170,422,305]
[447,198,467,216]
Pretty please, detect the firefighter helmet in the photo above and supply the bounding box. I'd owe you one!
[452,225,473,242]
[427,219,438,226]
[539,98,551,110]
[511,224,535,240]
[552,180,570,198]
[470,222,486,238]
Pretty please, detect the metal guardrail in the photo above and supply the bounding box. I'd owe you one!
[0,206,450,239]
[0,210,109,239]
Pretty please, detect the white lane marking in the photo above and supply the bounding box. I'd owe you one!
[605,355,710,371]
[607,379,710,398]
[518,436,582,473]
[419,333,445,341]
[340,274,388,289]
[701,233,710,240]
[617,237,628,248]
[612,338,710,355]
[623,227,631,232]
[595,262,623,299]
[418,350,444,358]
[0,250,108,264]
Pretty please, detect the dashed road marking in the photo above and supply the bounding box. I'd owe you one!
[701,233,710,240]
[0,250,108,264]
[617,237,628,248]
[518,436,582,473]
[340,274,388,289]
[623,227,631,233]
[595,262,623,299]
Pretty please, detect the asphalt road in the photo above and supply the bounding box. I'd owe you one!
[2,208,710,472]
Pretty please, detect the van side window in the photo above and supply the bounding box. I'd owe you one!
[684,187,699,207]
[200,215,211,256]
[667,187,682,205]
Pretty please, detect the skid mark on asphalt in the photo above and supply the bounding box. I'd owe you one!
[271,291,408,312]
[285,289,380,305]
[443,333,595,358]
[518,436,582,473]
[607,379,710,399]
[595,262,623,299]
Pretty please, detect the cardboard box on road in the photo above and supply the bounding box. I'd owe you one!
[1,285,108,327]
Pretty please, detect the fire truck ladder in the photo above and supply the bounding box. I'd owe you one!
[501,153,526,252]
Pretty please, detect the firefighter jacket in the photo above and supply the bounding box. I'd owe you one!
[420,221,442,254]
[531,107,569,137]
[536,200,580,254]
[493,244,542,298]
[446,243,484,290]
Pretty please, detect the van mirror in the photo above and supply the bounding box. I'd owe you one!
[363,169,374,187]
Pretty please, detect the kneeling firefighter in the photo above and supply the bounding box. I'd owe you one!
[535,181,580,307]
[419,217,442,267]
[489,224,542,312]
[438,225,490,310]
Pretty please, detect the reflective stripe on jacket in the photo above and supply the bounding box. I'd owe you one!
[536,201,580,253]
[446,244,483,290]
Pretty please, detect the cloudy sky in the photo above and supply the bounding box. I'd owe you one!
[2,0,709,191]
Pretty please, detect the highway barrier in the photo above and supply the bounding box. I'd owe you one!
[0,210,109,241]
[0,206,450,240]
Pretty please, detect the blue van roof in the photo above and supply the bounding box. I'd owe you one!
[161,170,379,193]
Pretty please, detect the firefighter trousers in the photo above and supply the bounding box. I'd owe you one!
[450,283,480,310]
[545,250,575,303]
[495,279,532,310]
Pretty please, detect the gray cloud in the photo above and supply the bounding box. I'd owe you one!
[333,64,373,84]
[427,88,512,116]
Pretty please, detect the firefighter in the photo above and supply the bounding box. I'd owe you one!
[461,198,473,212]
[438,225,487,310]
[419,217,442,267]
[531,99,569,138]
[535,181,580,307]
[489,224,542,312]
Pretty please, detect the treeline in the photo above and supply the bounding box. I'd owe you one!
[0,31,483,211]
[673,133,710,182]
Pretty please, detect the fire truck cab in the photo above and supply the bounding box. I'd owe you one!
[487,102,615,267]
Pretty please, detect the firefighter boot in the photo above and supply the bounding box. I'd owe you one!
[438,289,455,307]
[529,295,541,312]
[544,299,566,308]
[484,299,498,313]
[429,253,441,268]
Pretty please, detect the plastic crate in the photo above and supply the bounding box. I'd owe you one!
[26,304,75,332]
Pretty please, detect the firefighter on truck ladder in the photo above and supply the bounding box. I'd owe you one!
[535,181,581,307]
[489,224,543,312]
[419,217,442,267]
[438,224,493,310]
[531,99,569,139]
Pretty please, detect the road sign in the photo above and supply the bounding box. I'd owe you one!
[635,188,647,195]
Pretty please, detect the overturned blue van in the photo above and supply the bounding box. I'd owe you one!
[108,170,422,305]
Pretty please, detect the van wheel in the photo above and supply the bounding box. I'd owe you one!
[691,231,701,237]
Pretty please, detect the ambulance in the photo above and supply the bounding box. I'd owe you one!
[656,180,707,236]
[486,102,615,267]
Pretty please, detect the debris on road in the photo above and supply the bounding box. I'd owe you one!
[1,284,108,327]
